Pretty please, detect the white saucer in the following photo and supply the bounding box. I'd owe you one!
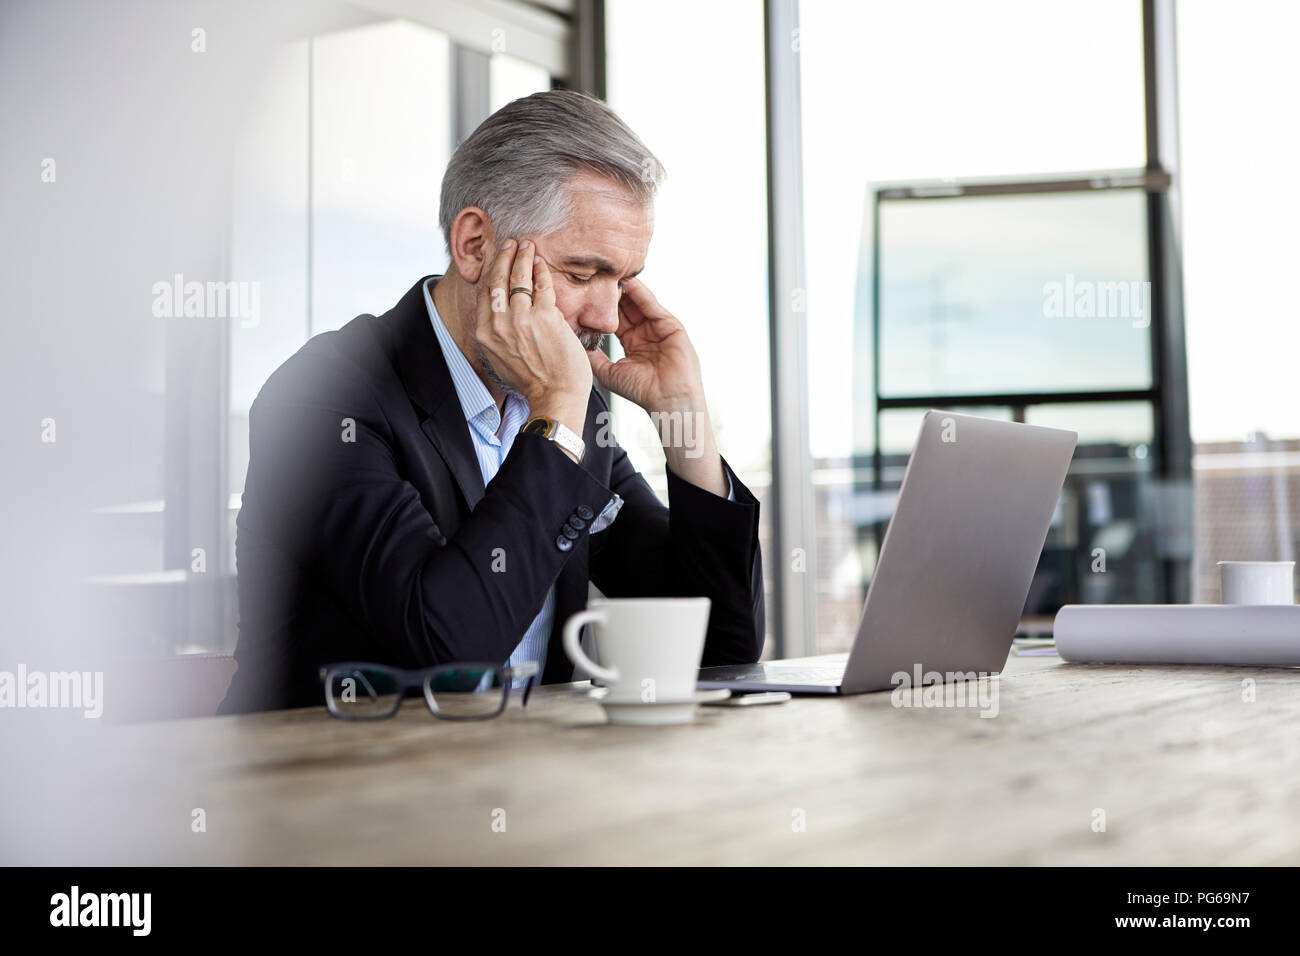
[578,688,731,725]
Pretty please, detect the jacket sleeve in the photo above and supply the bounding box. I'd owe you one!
[241,353,616,670]
[588,422,766,666]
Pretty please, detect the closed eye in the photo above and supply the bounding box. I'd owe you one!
[568,271,628,293]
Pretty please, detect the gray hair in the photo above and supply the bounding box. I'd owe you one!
[439,89,665,250]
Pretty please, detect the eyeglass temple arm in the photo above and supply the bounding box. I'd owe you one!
[354,671,383,700]
[506,661,539,708]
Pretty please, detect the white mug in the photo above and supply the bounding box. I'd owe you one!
[1218,561,1295,605]
[562,597,711,704]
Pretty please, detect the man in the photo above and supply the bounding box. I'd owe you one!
[218,90,764,714]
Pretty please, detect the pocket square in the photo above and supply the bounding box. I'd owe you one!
[588,492,623,534]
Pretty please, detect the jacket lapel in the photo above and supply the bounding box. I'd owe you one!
[390,275,486,511]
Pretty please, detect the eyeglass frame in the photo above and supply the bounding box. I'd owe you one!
[318,660,539,721]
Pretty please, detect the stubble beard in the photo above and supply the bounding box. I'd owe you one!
[473,339,523,398]
[473,326,607,398]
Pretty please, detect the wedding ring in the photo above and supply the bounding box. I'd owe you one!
[509,287,534,300]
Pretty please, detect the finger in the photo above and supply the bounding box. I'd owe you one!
[616,298,638,339]
[620,276,663,318]
[615,299,646,347]
[618,285,649,329]
[508,239,535,312]
[587,348,620,392]
[588,350,636,403]
[483,238,516,316]
[533,254,557,311]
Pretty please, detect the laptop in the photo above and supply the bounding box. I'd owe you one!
[697,410,1078,695]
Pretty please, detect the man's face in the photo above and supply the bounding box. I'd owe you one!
[524,169,654,351]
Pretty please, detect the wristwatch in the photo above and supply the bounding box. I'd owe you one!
[521,416,585,463]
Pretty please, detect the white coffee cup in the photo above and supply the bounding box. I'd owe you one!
[1218,561,1295,605]
[562,597,711,705]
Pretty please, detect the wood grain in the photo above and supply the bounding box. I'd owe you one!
[90,654,1300,865]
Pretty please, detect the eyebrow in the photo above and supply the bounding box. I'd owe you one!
[560,255,643,281]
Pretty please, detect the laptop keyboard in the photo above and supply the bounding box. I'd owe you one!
[763,667,842,682]
[698,659,846,686]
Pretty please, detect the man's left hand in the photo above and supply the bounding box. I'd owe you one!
[587,278,730,498]
[587,277,705,414]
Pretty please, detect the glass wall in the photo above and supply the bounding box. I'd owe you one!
[1178,0,1300,601]
[309,21,453,335]
[798,0,1148,651]
[606,0,776,651]
[228,20,456,636]
[225,17,554,651]
[868,181,1169,615]
[490,52,551,112]
[798,0,1300,653]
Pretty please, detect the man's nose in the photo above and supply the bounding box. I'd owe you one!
[581,287,622,335]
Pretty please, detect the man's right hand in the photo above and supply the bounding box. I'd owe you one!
[474,238,592,437]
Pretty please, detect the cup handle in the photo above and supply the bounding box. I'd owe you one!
[562,609,619,684]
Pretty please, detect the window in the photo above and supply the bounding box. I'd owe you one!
[222,10,561,653]
[490,52,551,112]
[1178,0,1300,600]
[606,0,776,651]
[229,20,457,647]
[877,188,1152,399]
[798,0,1149,651]
[309,21,453,334]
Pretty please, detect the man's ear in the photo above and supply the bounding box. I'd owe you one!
[447,207,496,283]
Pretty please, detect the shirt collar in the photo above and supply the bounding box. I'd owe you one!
[423,277,501,427]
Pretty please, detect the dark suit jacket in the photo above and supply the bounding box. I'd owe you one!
[218,276,765,713]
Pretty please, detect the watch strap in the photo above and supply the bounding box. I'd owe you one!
[525,416,585,463]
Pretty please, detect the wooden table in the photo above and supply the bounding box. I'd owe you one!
[92,653,1300,865]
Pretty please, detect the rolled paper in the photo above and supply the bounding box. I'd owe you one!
[1054,604,1300,667]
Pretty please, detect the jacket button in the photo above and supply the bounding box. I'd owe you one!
[561,523,580,540]
[568,515,587,531]
[576,504,594,520]
[555,534,573,552]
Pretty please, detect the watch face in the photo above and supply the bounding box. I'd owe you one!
[522,417,552,437]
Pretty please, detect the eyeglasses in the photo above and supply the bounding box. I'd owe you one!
[318,661,538,721]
